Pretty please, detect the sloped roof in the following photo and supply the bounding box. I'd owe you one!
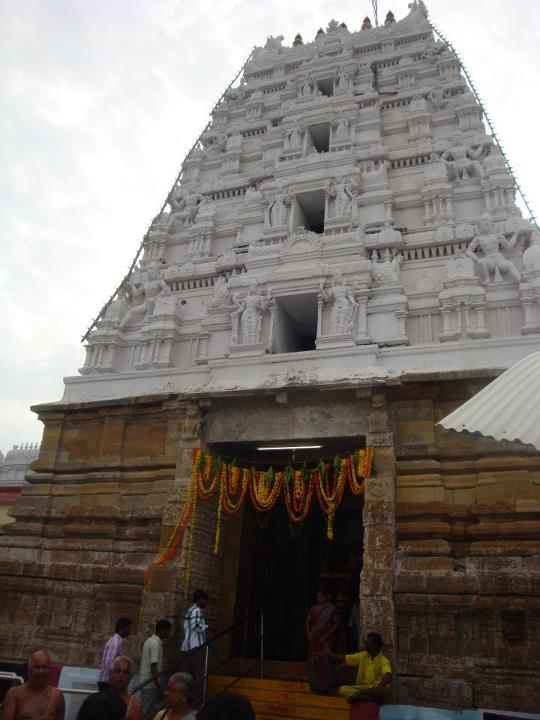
[438,351,540,450]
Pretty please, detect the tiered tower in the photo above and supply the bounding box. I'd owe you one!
[1,4,539,713]
[74,3,539,399]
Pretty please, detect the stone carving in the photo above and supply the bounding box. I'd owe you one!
[183,403,204,438]
[319,270,358,334]
[428,87,452,111]
[445,250,476,281]
[266,186,292,227]
[483,146,508,177]
[440,134,490,182]
[327,176,356,218]
[334,66,354,95]
[368,223,404,249]
[424,153,449,184]
[284,122,304,148]
[332,116,351,141]
[210,276,232,307]
[523,230,540,274]
[370,249,404,287]
[231,279,271,345]
[167,187,203,230]
[264,35,284,52]
[297,76,317,98]
[466,213,520,283]
[120,262,171,329]
[216,247,240,271]
[361,160,389,189]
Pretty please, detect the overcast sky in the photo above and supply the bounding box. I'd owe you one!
[1,0,539,453]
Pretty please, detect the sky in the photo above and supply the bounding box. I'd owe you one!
[1,0,539,453]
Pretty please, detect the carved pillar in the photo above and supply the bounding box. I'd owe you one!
[361,390,396,672]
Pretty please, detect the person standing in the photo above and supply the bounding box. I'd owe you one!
[140,619,172,720]
[305,586,341,693]
[1,649,64,720]
[98,616,133,691]
[181,590,209,707]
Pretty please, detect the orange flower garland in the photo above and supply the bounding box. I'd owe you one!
[144,446,374,579]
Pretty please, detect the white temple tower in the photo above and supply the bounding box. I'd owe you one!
[1,3,539,713]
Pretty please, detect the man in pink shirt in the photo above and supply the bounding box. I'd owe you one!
[98,617,132,690]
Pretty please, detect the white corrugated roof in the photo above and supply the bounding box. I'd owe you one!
[438,351,540,450]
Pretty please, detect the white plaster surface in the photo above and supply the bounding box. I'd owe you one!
[67,4,540,404]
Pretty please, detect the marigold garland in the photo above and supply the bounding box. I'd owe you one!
[144,446,373,580]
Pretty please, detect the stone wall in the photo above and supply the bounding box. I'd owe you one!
[392,380,540,712]
[1,380,539,714]
[0,395,188,665]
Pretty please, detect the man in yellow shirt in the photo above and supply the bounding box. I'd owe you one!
[328,632,392,704]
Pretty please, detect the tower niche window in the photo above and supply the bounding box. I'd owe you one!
[273,294,318,353]
[306,123,330,153]
[292,190,326,234]
[318,78,334,97]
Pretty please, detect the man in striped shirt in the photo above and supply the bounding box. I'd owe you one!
[181,589,209,706]
[98,617,132,690]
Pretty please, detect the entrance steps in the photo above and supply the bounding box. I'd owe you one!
[208,675,349,720]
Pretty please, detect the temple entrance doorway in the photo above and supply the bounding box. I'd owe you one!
[208,438,365,664]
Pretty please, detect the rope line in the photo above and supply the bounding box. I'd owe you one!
[81,46,255,343]
[427,17,538,231]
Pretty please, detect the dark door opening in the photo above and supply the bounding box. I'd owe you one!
[222,444,364,663]
[273,294,318,353]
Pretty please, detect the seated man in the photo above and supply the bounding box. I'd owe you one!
[328,632,392,704]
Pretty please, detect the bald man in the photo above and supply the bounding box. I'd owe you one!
[1,650,64,720]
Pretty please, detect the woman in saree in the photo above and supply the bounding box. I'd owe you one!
[306,586,341,693]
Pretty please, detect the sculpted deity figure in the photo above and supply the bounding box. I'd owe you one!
[232,279,271,344]
[267,186,291,227]
[264,35,284,52]
[428,87,451,111]
[285,122,304,148]
[440,134,490,182]
[327,177,356,218]
[334,67,352,94]
[370,249,404,287]
[120,261,171,328]
[298,76,316,98]
[466,212,520,283]
[210,275,231,307]
[332,116,350,141]
[320,270,358,335]
[167,187,203,230]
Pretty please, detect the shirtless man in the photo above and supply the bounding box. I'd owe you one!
[1,650,64,720]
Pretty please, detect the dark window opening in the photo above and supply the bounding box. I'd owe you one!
[293,190,326,234]
[307,122,330,153]
[273,294,318,353]
[318,78,334,97]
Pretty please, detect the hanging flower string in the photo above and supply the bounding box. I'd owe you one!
[144,446,373,581]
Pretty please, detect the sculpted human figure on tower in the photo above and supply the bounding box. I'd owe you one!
[267,186,292,227]
[466,212,521,283]
[320,270,358,335]
[231,279,271,345]
[120,262,171,328]
[440,133,490,182]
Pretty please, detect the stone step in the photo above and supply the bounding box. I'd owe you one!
[208,675,349,720]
